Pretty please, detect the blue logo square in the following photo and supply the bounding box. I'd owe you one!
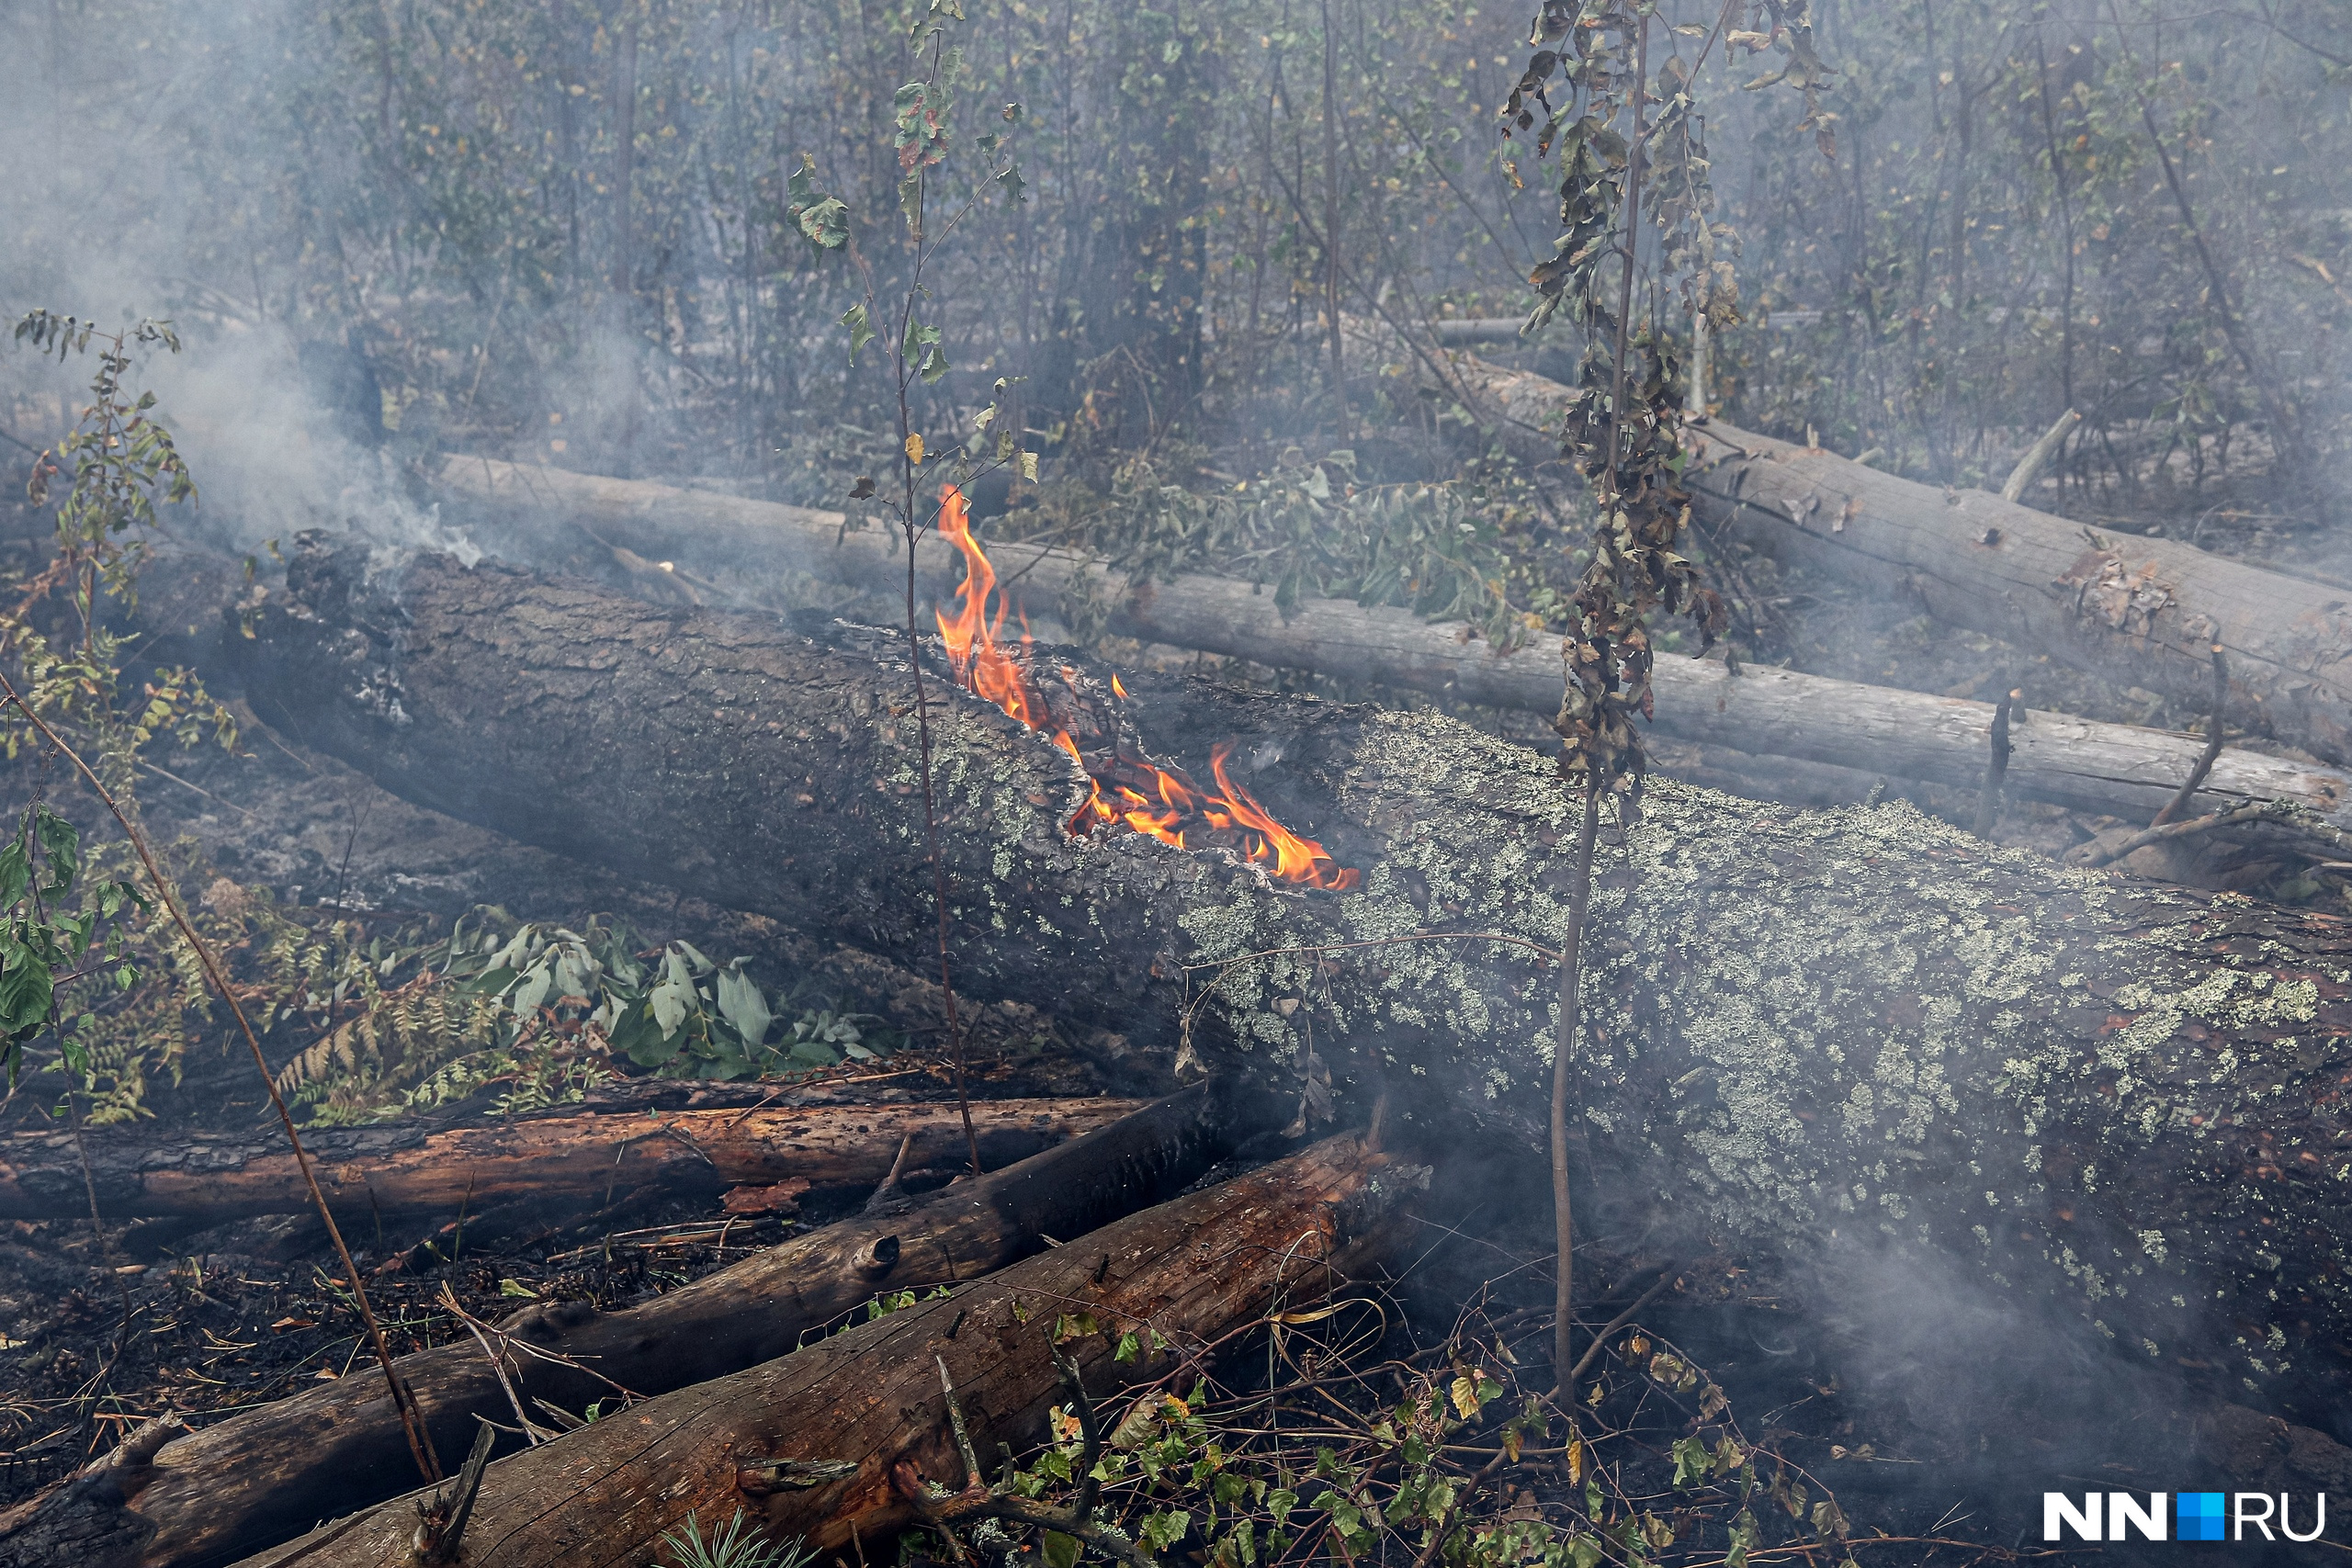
[2178,1492,2227,1542]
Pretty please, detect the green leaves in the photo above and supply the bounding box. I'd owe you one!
[842,303,874,367]
[1137,1512,1190,1553]
[903,320,948,384]
[893,80,953,176]
[786,154,850,250]
[0,804,147,1086]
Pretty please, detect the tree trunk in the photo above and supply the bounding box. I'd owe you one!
[0,1089,1264,1568]
[1340,321,2352,766]
[207,538,2352,1404]
[435,457,2352,829]
[221,1131,1420,1568]
[0,1098,1139,1221]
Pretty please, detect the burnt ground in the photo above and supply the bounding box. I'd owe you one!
[5,718,2346,1568]
[5,481,2350,1564]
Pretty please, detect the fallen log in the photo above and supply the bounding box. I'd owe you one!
[0,1097,1139,1221]
[435,457,2352,829]
[205,538,2352,1404]
[0,1087,1263,1568]
[1340,320,2352,767]
[222,1130,1420,1568]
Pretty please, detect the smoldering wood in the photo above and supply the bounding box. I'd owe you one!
[435,457,2352,830]
[0,1088,1260,1568]
[221,1132,1422,1568]
[0,1098,1140,1221]
[194,540,2352,1405]
[1341,319,2352,767]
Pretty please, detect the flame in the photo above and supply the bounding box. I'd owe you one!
[1210,744,1362,891]
[932,483,1358,890]
[935,486,1043,728]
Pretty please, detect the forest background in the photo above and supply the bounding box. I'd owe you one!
[4,0,2346,624]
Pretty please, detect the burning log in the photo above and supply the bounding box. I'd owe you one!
[0,1097,1140,1221]
[218,1131,1422,1568]
[204,537,2352,1397]
[435,456,2352,830]
[1340,319,2352,767]
[0,1088,1262,1568]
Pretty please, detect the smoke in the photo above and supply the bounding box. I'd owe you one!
[0,1,476,565]
[135,321,483,565]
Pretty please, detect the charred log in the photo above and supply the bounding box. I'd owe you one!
[203,539,2352,1404]
[0,1088,1261,1568]
[0,1098,1139,1221]
[437,457,2352,829]
[221,1131,1421,1568]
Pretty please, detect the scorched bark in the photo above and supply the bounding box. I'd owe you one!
[0,1089,1250,1568]
[222,1132,1424,1568]
[211,537,2352,1398]
[0,1098,1136,1221]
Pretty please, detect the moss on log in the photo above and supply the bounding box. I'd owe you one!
[214,537,2352,1399]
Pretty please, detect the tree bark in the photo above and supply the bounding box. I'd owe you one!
[208,538,2352,1404]
[0,1098,1139,1221]
[435,457,2352,829]
[0,1088,1264,1568]
[1337,321,2352,767]
[220,1131,1421,1568]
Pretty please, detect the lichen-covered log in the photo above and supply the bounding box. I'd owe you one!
[221,1132,1421,1568]
[213,538,2352,1399]
[0,1089,1257,1568]
[436,457,2352,829]
[1340,318,2352,766]
[0,1098,1138,1221]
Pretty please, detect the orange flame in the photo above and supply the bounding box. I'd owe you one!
[932,483,1358,891]
[1210,745,1362,891]
[935,485,1043,728]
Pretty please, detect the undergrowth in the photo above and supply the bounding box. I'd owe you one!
[17,859,896,1125]
[893,1292,1873,1568]
[273,908,894,1123]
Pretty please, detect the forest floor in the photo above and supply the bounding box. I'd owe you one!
[1,445,2340,1564]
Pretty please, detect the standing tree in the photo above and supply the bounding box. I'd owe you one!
[785,5,1035,1175]
[1503,0,1831,1404]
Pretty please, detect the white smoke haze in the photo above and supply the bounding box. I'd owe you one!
[2,1,2349,1554]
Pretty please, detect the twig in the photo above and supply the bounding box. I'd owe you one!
[2150,645,2229,827]
[1566,1270,1673,1383]
[865,1131,918,1213]
[2104,0,2303,463]
[1551,780,1599,1412]
[132,756,254,818]
[893,1341,1160,1568]
[431,1279,641,1407]
[437,1282,557,1446]
[1972,689,2017,839]
[0,671,444,1483]
[1999,410,2080,503]
[2078,796,2352,869]
[410,1421,496,1563]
